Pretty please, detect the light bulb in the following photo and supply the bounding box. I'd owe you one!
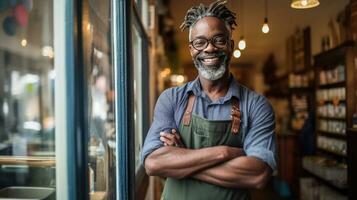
[238,37,246,50]
[262,23,269,33]
[262,18,270,34]
[21,38,27,47]
[301,0,308,6]
[233,49,241,58]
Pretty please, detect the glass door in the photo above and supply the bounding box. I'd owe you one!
[82,0,117,199]
[132,1,150,199]
[55,0,135,199]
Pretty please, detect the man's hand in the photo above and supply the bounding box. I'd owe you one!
[160,129,185,147]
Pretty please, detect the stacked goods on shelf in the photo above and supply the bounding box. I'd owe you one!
[291,94,309,130]
[316,88,346,103]
[300,177,347,200]
[316,87,346,136]
[289,73,310,88]
[306,41,355,199]
[316,88,346,119]
[288,27,313,133]
[316,64,347,138]
[302,156,347,189]
[317,119,346,135]
[317,136,347,156]
[318,64,345,85]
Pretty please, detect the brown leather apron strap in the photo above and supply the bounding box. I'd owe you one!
[183,94,240,133]
[231,98,241,134]
[183,94,196,126]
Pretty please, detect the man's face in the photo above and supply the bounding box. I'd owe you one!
[189,16,234,81]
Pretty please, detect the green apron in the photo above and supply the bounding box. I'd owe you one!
[162,96,250,200]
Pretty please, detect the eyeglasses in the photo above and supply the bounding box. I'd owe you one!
[190,35,229,51]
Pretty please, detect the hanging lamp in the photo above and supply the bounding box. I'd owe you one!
[238,0,246,50]
[238,36,246,50]
[233,49,241,58]
[261,0,269,34]
[291,0,320,9]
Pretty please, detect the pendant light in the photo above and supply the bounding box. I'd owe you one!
[233,49,241,58]
[238,0,246,50]
[262,18,269,34]
[261,0,269,34]
[238,36,246,50]
[291,0,320,9]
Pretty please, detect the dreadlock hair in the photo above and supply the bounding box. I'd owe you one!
[180,0,237,34]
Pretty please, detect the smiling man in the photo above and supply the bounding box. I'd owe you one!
[142,1,277,199]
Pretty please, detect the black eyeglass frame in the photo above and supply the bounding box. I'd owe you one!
[189,35,231,51]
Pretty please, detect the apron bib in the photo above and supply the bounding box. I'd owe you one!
[162,95,250,200]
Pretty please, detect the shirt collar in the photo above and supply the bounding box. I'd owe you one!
[186,74,241,102]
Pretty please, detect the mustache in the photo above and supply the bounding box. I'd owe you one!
[197,51,226,60]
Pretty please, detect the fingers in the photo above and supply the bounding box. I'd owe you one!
[160,132,177,146]
[160,135,175,146]
[172,129,181,140]
[161,131,177,140]
[160,129,182,147]
[171,130,184,147]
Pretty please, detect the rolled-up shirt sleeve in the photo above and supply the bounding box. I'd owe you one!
[244,95,277,171]
[141,89,177,164]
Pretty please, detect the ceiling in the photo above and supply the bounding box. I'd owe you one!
[168,0,350,68]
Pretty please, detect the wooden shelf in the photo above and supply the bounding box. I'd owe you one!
[317,99,346,104]
[317,116,346,121]
[292,67,313,75]
[313,40,356,199]
[318,81,346,89]
[289,87,314,93]
[303,168,348,195]
[314,41,355,67]
[317,147,347,158]
[347,128,357,133]
[318,130,346,139]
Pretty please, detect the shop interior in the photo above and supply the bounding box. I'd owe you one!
[144,0,357,199]
[0,0,356,199]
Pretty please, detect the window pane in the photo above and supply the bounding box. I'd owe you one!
[82,0,116,199]
[0,0,55,198]
[132,25,143,172]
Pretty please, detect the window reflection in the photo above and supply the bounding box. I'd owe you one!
[82,0,116,199]
[133,25,143,172]
[0,0,55,198]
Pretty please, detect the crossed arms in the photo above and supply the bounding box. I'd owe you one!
[144,131,272,189]
[143,90,276,189]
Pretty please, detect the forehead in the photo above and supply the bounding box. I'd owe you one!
[189,16,230,39]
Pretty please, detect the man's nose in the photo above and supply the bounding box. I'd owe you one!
[203,41,218,52]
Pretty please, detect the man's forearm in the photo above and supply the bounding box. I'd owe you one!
[193,156,272,189]
[144,146,243,179]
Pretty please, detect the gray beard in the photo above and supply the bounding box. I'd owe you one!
[194,56,227,81]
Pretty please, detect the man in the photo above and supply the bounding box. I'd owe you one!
[142,1,276,199]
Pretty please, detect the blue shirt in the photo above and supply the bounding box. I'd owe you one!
[141,76,277,170]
